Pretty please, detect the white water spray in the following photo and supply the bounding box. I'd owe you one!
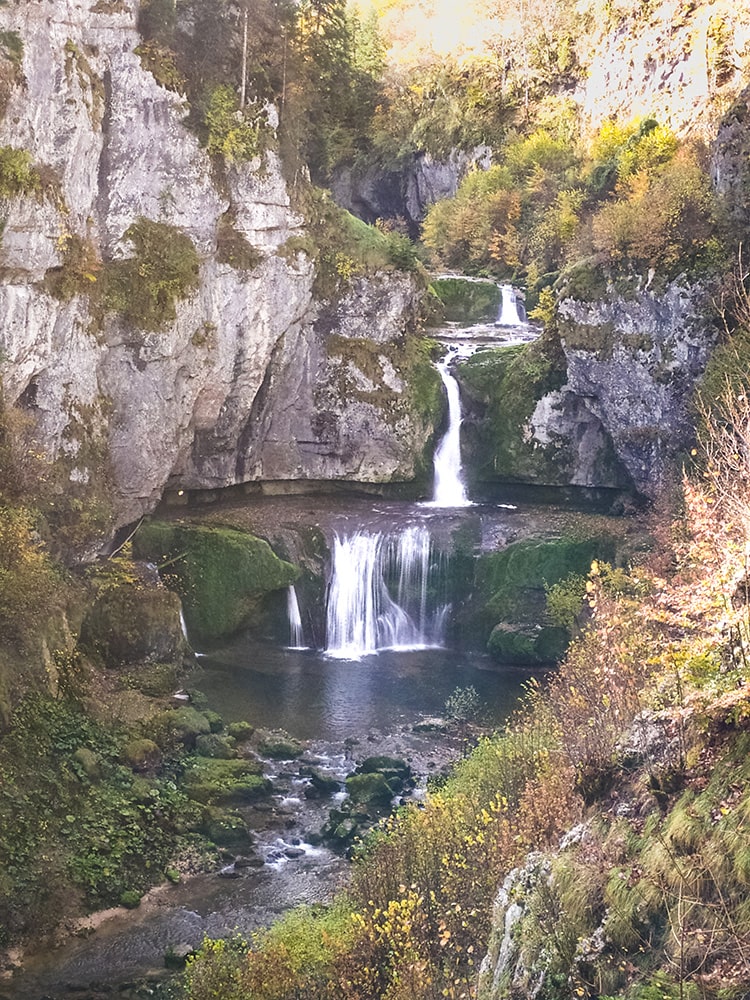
[286,585,306,649]
[497,284,524,326]
[325,526,449,659]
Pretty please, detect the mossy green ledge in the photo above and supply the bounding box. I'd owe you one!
[133,521,299,643]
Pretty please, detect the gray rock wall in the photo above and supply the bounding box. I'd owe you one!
[0,0,432,539]
[557,279,717,497]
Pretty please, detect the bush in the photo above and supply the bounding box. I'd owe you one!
[102,217,200,330]
[0,145,40,198]
[591,147,717,274]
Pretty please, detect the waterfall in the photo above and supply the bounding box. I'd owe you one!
[428,347,471,508]
[286,585,306,649]
[497,284,524,326]
[325,526,449,659]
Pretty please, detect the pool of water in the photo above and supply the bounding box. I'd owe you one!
[189,641,536,740]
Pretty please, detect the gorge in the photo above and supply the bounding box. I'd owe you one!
[2,0,750,998]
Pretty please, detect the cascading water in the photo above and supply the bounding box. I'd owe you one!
[427,346,472,508]
[286,585,306,649]
[497,283,524,326]
[325,525,449,659]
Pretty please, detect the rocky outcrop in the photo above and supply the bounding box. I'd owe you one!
[557,278,717,497]
[0,0,434,544]
[459,277,717,498]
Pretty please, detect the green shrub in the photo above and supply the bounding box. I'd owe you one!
[134,39,185,92]
[0,30,23,67]
[545,571,587,631]
[0,145,40,198]
[102,217,200,330]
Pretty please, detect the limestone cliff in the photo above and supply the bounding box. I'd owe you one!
[0,0,435,543]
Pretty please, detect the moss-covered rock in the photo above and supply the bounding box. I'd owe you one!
[476,535,614,631]
[227,720,255,741]
[181,757,270,804]
[195,733,237,759]
[487,626,538,665]
[132,522,300,642]
[345,772,395,810]
[256,730,304,759]
[457,339,568,485]
[157,706,212,746]
[123,738,162,772]
[200,807,253,848]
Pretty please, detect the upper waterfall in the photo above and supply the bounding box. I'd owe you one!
[497,284,525,326]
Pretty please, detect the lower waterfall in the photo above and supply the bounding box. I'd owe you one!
[325,525,449,659]
[286,585,306,649]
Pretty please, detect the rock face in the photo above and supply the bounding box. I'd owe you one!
[576,0,750,140]
[556,279,718,497]
[459,278,716,499]
[0,0,434,541]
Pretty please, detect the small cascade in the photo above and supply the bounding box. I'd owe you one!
[325,526,449,659]
[497,283,525,326]
[286,585,306,649]
[428,347,471,508]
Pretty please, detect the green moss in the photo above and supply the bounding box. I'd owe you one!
[132,521,299,642]
[257,730,304,759]
[0,30,23,67]
[101,217,200,331]
[429,277,501,324]
[0,696,193,942]
[476,534,614,636]
[134,39,185,92]
[181,757,270,804]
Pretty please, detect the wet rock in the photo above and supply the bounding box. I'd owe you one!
[182,758,271,804]
[158,706,212,747]
[201,807,253,848]
[300,765,341,796]
[257,729,304,760]
[234,853,264,869]
[283,846,305,859]
[412,717,448,733]
[345,771,395,809]
[218,863,242,879]
[165,943,195,969]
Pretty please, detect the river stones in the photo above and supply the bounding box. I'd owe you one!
[300,765,341,796]
[201,807,253,848]
[256,729,304,759]
[123,738,162,772]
